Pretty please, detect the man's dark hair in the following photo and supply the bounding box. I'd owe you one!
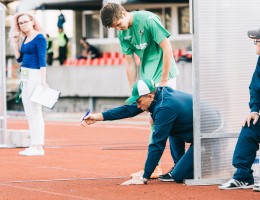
[81,37,90,45]
[100,3,125,28]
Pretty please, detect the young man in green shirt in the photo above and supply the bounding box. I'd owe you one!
[100,2,179,179]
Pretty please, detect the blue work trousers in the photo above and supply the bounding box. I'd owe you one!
[150,125,185,166]
[233,120,260,184]
[170,142,194,183]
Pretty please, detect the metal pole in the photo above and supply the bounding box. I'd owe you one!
[185,0,204,185]
[191,0,202,180]
[0,3,7,145]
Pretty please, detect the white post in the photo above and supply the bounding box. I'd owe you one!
[190,0,202,181]
[0,3,7,145]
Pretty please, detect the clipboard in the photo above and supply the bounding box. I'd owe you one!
[30,85,61,109]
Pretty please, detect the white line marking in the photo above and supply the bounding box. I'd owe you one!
[8,120,150,130]
[0,176,127,184]
[0,183,95,200]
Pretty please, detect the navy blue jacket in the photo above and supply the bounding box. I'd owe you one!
[102,87,220,179]
[249,56,260,112]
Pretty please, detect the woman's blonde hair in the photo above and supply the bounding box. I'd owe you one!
[8,13,41,46]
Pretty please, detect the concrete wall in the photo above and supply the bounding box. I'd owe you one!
[46,65,131,97]
[176,61,192,93]
[44,62,192,112]
[42,96,127,113]
[7,62,192,112]
[46,62,192,97]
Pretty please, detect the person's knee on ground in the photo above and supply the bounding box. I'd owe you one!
[171,145,194,183]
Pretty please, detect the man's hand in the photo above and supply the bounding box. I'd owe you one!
[81,113,98,126]
[242,112,259,127]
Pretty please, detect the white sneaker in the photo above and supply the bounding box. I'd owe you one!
[218,179,254,190]
[19,146,44,156]
[253,180,260,192]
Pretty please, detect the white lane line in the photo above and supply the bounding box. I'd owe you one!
[0,176,127,184]
[8,120,150,130]
[0,183,95,200]
[1,160,134,178]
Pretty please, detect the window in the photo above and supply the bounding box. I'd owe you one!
[146,8,172,31]
[83,8,173,39]
[178,6,190,34]
[84,13,108,38]
[147,8,162,20]
[165,8,171,31]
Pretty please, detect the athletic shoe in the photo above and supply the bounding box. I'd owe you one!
[158,167,175,182]
[19,146,44,156]
[130,165,163,179]
[253,180,260,192]
[218,179,254,190]
[158,166,174,179]
[159,166,174,177]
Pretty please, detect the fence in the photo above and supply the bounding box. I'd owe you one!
[186,0,260,185]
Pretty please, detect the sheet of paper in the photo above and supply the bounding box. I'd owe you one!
[30,85,61,109]
[120,178,145,185]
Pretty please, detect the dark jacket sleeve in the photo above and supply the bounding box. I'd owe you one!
[47,40,52,51]
[64,34,69,44]
[143,107,177,179]
[102,103,143,121]
[249,89,260,112]
[249,56,260,113]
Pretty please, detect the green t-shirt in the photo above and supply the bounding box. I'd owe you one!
[118,11,178,84]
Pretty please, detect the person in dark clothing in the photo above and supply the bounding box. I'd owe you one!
[81,79,222,185]
[58,27,68,65]
[77,37,101,59]
[46,34,53,66]
[219,29,260,191]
